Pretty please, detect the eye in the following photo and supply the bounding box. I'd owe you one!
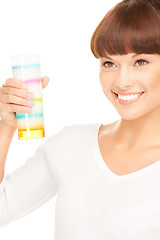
[135,59,148,66]
[103,61,116,68]
[102,59,149,68]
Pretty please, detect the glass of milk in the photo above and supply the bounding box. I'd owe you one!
[11,54,45,140]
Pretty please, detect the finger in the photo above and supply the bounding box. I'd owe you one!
[0,92,34,108]
[4,78,28,90]
[0,86,34,100]
[0,102,32,114]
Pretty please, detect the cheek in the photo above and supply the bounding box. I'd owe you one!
[149,78,160,91]
[144,71,160,93]
[99,71,113,91]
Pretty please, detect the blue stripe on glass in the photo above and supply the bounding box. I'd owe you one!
[12,63,40,70]
[16,113,43,119]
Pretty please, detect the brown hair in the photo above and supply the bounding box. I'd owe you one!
[90,0,160,58]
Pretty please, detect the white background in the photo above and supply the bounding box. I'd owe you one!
[0,0,120,239]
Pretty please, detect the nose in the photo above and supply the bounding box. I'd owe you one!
[115,67,134,90]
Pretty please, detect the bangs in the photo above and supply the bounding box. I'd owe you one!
[90,0,160,58]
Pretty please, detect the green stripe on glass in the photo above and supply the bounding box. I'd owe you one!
[16,113,43,119]
[12,63,40,70]
[33,98,42,101]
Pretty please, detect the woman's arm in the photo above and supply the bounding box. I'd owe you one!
[0,76,60,227]
[0,126,61,227]
[0,121,17,184]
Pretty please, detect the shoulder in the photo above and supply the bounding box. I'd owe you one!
[44,123,99,154]
[42,123,100,179]
[52,123,98,138]
[98,120,119,139]
[60,123,99,139]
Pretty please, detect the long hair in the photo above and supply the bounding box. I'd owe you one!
[90,0,160,58]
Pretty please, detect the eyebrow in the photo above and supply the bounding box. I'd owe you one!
[104,53,141,60]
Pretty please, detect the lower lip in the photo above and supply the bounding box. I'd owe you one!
[113,92,145,105]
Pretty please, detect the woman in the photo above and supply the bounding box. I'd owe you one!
[0,0,160,239]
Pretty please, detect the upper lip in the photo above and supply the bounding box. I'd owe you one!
[112,91,144,96]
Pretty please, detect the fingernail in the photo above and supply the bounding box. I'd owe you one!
[27,108,32,113]
[22,83,28,89]
[27,93,34,99]
[28,101,34,106]
[44,77,49,81]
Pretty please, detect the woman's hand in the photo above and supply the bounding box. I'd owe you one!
[0,76,49,129]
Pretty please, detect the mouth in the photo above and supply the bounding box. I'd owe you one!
[112,91,145,105]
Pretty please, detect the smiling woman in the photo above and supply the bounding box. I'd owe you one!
[90,0,160,57]
[2,0,160,240]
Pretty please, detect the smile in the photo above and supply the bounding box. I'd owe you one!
[112,92,145,105]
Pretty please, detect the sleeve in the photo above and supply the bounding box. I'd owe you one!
[0,126,66,228]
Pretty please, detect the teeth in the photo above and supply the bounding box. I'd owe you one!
[118,92,143,101]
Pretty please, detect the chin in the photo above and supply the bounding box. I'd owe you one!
[116,110,147,121]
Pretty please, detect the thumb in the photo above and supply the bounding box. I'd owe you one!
[41,76,49,89]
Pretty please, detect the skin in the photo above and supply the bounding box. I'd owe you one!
[0,76,49,129]
[99,53,160,152]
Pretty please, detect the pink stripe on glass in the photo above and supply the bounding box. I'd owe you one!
[24,79,41,84]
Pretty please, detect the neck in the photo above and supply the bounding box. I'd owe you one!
[113,107,160,151]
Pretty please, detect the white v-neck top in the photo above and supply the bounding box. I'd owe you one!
[1,123,160,240]
[93,123,160,183]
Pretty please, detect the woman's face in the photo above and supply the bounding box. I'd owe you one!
[99,53,160,120]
